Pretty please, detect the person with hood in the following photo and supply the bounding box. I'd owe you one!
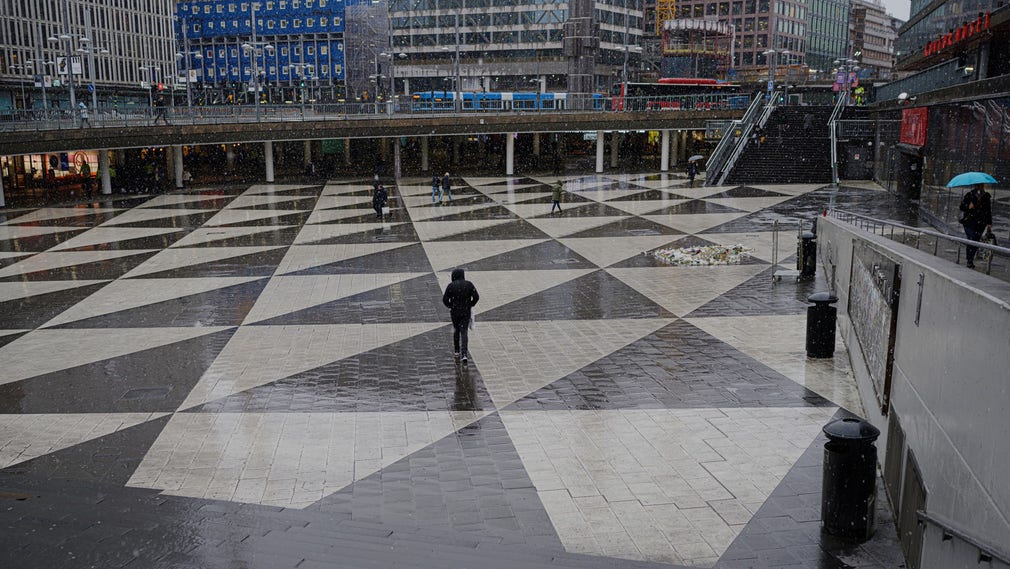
[372,184,389,221]
[551,179,564,214]
[441,172,453,202]
[442,268,479,362]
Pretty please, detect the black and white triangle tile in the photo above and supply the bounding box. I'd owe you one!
[0,176,903,569]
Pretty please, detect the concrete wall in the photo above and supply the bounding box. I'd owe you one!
[817,217,1010,566]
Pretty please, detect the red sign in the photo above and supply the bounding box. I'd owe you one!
[900,108,929,146]
[923,12,990,57]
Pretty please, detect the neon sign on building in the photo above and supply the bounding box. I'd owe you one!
[923,12,990,57]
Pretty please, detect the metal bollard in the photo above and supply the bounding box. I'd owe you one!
[821,417,880,541]
[806,292,838,358]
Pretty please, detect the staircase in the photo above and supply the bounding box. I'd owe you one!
[725,105,835,184]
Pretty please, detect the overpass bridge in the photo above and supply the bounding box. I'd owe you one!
[0,104,743,205]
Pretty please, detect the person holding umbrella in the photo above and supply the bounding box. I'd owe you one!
[950,172,995,269]
[687,155,703,188]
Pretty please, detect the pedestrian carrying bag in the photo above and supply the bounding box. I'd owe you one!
[381,206,390,215]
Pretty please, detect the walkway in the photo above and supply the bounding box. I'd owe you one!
[0,173,906,568]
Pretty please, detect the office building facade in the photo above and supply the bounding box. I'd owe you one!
[849,0,897,79]
[806,0,849,75]
[0,0,175,110]
[387,0,643,94]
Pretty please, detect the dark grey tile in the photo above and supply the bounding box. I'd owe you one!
[462,240,597,271]
[282,243,432,275]
[0,282,109,329]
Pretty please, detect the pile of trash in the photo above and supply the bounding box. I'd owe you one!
[653,244,753,266]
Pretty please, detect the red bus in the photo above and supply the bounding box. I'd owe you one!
[611,78,745,111]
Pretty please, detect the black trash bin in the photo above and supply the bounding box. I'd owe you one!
[821,417,880,541]
[806,292,838,358]
[799,231,817,278]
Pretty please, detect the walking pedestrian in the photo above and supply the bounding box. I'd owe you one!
[441,172,453,202]
[442,268,479,363]
[372,184,389,221]
[958,184,993,269]
[78,102,91,128]
[80,160,93,199]
[803,112,815,136]
[432,174,442,203]
[153,95,170,125]
[687,161,699,188]
[551,179,564,214]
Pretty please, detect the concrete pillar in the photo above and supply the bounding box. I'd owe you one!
[394,139,402,180]
[403,78,410,96]
[174,145,184,189]
[679,131,689,163]
[610,132,619,168]
[165,147,173,181]
[304,140,312,166]
[380,138,391,165]
[0,164,5,207]
[661,129,671,172]
[343,139,351,166]
[225,144,236,170]
[421,137,429,172]
[264,141,275,183]
[670,131,679,167]
[595,130,604,173]
[506,133,515,176]
[533,133,540,157]
[452,136,461,166]
[99,150,112,195]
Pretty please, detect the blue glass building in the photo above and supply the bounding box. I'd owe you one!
[175,0,346,103]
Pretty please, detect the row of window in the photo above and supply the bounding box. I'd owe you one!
[179,0,338,16]
[187,16,344,38]
[194,41,344,61]
[199,62,344,81]
[392,10,566,29]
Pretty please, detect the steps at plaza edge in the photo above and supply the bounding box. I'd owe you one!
[0,474,680,569]
[724,105,835,184]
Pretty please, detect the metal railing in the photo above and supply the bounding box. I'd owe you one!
[828,91,849,185]
[704,92,768,186]
[712,91,780,186]
[830,209,1010,280]
[0,93,748,133]
[918,510,1010,566]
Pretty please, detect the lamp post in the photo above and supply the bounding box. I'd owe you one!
[762,49,777,94]
[242,2,274,122]
[175,16,203,113]
[10,65,32,109]
[832,58,860,104]
[78,9,109,113]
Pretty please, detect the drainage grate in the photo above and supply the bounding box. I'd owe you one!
[627,229,660,236]
[552,258,582,265]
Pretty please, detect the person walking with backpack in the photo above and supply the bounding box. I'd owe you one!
[441,172,453,202]
[442,268,479,363]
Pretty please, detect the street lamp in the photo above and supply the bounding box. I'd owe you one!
[832,58,860,103]
[285,64,311,114]
[242,2,274,121]
[762,49,777,94]
[176,16,203,113]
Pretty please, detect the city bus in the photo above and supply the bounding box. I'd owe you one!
[611,78,747,111]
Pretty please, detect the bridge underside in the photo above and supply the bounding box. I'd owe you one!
[0,110,739,155]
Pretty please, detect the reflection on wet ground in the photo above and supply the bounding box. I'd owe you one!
[0,175,911,568]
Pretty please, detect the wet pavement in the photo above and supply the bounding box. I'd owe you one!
[0,175,909,568]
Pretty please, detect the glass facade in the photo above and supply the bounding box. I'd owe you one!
[806,0,849,73]
[895,0,999,62]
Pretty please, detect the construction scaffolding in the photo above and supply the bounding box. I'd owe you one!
[661,19,735,79]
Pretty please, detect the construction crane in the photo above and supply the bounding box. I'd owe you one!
[655,0,676,35]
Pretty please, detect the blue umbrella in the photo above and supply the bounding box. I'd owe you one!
[946,172,997,188]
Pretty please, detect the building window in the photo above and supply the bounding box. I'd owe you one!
[307,18,314,28]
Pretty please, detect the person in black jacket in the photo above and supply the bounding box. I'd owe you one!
[372,184,388,221]
[442,268,479,362]
[441,172,453,202]
[958,184,993,268]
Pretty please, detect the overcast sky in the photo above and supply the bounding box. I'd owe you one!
[881,0,910,21]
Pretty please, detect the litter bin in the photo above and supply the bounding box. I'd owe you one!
[821,417,880,541]
[798,231,817,278]
[806,292,838,358]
